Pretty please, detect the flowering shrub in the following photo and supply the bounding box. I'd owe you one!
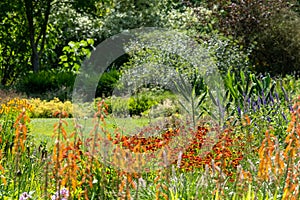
[256,96,300,199]
[0,98,39,199]
[28,98,73,118]
[0,92,299,199]
[108,121,244,179]
[0,98,32,154]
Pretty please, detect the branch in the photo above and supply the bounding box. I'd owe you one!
[37,0,52,56]
[23,0,36,48]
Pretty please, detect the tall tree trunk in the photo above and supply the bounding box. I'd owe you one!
[23,0,52,73]
[23,0,40,72]
[32,44,39,73]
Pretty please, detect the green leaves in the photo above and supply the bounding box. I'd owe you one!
[225,69,238,100]
[224,68,278,117]
[59,55,68,62]
[59,39,95,73]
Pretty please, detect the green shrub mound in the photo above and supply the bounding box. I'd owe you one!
[16,70,75,101]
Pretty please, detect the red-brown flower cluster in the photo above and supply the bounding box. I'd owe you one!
[108,128,179,153]
[108,125,244,177]
[173,128,244,177]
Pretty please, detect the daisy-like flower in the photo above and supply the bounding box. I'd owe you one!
[19,192,32,200]
[51,188,69,200]
[60,188,69,197]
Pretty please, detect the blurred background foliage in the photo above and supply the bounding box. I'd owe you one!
[0,0,300,101]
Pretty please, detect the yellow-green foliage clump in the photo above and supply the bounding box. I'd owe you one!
[29,97,73,118]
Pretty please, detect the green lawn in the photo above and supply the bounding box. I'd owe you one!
[29,117,154,144]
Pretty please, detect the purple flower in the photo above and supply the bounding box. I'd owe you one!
[252,101,256,112]
[257,96,261,109]
[52,188,69,200]
[282,112,288,122]
[246,96,251,109]
[51,194,57,200]
[280,82,289,102]
[247,96,250,104]
[237,105,241,116]
[60,188,69,197]
[19,192,32,200]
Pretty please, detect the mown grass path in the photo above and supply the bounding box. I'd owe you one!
[30,117,152,144]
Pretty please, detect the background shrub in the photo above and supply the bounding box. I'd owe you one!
[200,0,300,76]
[251,10,300,75]
[106,90,178,117]
[205,34,252,76]
[29,98,73,118]
[107,97,129,117]
[128,94,158,116]
[144,98,179,118]
[16,70,75,101]
[96,68,120,98]
[206,0,288,44]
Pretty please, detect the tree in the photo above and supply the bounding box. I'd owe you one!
[22,0,111,73]
[0,1,30,85]
[193,0,291,45]
[252,9,300,75]
[0,0,111,86]
[186,0,300,75]
[23,0,52,73]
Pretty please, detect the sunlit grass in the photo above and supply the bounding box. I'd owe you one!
[30,116,154,144]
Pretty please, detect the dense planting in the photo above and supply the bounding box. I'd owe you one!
[0,73,299,199]
[1,0,300,199]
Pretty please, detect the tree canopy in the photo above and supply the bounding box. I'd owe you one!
[1,0,300,89]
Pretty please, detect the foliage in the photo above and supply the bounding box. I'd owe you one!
[59,39,94,74]
[0,98,46,199]
[107,90,178,117]
[16,70,75,101]
[145,98,179,118]
[0,88,24,104]
[100,0,200,38]
[204,0,291,44]
[96,67,120,97]
[0,85,299,199]
[192,0,300,76]
[254,97,300,199]
[28,98,73,118]
[0,9,31,85]
[0,0,112,86]
[117,30,212,121]
[224,70,293,141]
[26,91,177,119]
[251,10,300,75]
[204,34,253,75]
[0,98,32,156]
[3,0,300,199]
[128,94,158,116]
[22,0,110,73]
